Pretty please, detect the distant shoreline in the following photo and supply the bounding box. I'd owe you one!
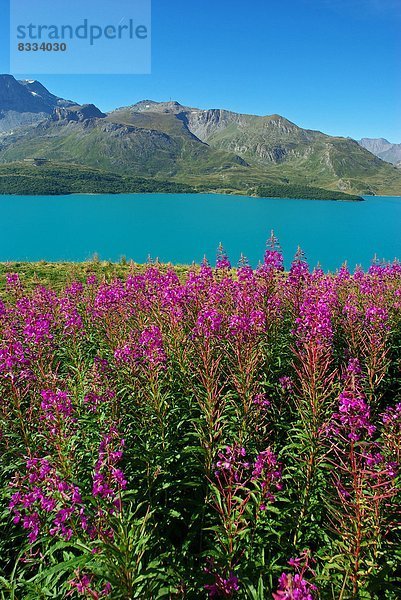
[0,190,373,202]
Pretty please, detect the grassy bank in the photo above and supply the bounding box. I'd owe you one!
[0,260,192,294]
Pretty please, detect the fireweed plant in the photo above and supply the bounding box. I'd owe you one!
[0,239,401,599]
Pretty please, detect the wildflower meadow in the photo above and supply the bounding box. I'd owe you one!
[0,236,400,599]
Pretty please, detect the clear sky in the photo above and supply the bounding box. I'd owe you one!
[1,0,400,141]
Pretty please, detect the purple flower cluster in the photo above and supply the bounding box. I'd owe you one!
[214,444,282,509]
[252,448,283,507]
[6,272,22,292]
[59,296,84,335]
[40,389,75,436]
[364,305,389,332]
[23,314,53,345]
[288,248,310,285]
[195,308,224,339]
[84,390,114,414]
[93,427,127,507]
[329,359,375,441]
[114,341,137,364]
[295,291,334,347]
[215,445,250,484]
[263,232,284,273]
[335,389,375,441]
[362,450,397,480]
[69,571,111,598]
[228,309,265,339]
[344,357,362,377]
[273,572,316,600]
[381,402,401,427]
[273,551,317,600]
[8,425,127,548]
[279,376,294,393]
[216,244,232,270]
[0,339,29,379]
[138,325,167,369]
[253,393,271,409]
[114,325,166,370]
[205,571,240,598]
[263,248,284,272]
[9,457,86,543]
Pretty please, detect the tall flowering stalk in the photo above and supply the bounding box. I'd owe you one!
[205,444,282,596]
[341,277,391,404]
[381,402,401,465]
[191,323,227,477]
[291,282,338,544]
[7,425,133,597]
[363,304,391,402]
[226,280,267,441]
[325,359,398,597]
[9,425,127,546]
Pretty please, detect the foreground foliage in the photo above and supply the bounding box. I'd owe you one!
[0,240,400,599]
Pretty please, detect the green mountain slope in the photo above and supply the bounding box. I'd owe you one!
[0,110,249,181]
[179,107,401,195]
[120,102,401,195]
[0,76,400,197]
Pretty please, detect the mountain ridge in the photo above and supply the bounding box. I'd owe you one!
[358,137,401,167]
[0,75,400,197]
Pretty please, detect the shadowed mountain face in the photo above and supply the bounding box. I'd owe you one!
[18,79,75,111]
[358,138,401,167]
[0,76,400,196]
[0,74,75,132]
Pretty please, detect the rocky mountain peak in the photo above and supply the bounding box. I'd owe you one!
[19,79,75,109]
[0,74,49,113]
[0,75,79,132]
[52,104,106,123]
[128,100,190,114]
[358,137,401,166]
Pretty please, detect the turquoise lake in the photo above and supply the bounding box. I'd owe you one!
[1,193,400,271]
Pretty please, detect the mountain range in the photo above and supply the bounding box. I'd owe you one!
[0,74,400,198]
[358,138,401,168]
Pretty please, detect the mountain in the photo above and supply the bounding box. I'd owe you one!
[358,138,401,166]
[0,74,75,132]
[106,102,401,195]
[0,75,400,197]
[0,83,248,181]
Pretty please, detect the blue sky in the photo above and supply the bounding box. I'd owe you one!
[1,0,400,141]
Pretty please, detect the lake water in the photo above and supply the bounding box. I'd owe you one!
[1,193,400,271]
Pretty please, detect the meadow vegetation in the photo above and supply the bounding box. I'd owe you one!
[0,240,400,598]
